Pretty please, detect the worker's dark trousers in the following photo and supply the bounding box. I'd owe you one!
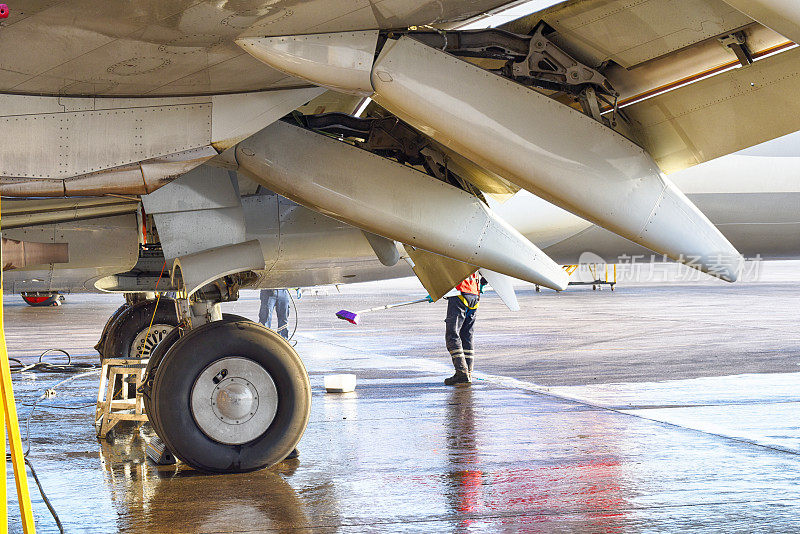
[445,293,479,374]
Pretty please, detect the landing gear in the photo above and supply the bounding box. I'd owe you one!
[94,297,180,400]
[98,298,179,360]
[141,326,181,440]
[126,273,312,473]
[95,301,131,355]
[148,320,310,472]
[141,312,249,438]
[95,271,310,472]
[21,292,63,307]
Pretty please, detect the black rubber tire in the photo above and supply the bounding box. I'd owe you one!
[102,298,179,360]
[143,313,250,438]
[95,302,130,355]
[150,320,310,473]
[21,293,59,307]
[142,326,182,440]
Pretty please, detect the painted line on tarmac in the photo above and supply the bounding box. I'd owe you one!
[299,333,800,457]
[472,370,800,457]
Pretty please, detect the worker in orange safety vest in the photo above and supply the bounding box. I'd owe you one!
[443,272,486,385]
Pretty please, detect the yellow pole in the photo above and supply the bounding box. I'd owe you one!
[0,387,5,533]
[0,197,37,532]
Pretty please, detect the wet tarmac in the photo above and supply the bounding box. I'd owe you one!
[3,278,800,532]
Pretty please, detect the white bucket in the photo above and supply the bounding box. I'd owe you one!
[324,374,357,393]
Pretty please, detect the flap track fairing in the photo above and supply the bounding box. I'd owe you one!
[234,120,569,291]
[237,29,743,282]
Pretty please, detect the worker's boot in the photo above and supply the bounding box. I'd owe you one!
[446,353,471,385]
[465,357,474,375]
[444,370,471,386]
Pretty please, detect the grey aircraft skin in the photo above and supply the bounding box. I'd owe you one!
[5,138,799,294]
[2,0,800,473]
[522,139,800,266]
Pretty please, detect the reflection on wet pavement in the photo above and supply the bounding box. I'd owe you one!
[3,284,800,532]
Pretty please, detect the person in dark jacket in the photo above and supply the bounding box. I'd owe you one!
[444,272,485,385]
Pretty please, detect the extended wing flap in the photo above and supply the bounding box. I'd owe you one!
[368,37,743,282]
[238,31,745,282]
[404,246,478,302]
[624,46,800,174]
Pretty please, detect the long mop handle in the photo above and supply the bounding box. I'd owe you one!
[352,298,430,315]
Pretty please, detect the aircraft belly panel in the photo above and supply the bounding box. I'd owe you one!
[248,194,412,288]
[0,0,511,97]
[258,260,413,289]
[242,194,281,276]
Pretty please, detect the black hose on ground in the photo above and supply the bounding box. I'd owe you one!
[7,348,100,533]
[10,349,98,374]
[25,457,64,534]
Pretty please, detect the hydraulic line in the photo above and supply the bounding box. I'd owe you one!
[287,289,299,346]
[137,261,168,359]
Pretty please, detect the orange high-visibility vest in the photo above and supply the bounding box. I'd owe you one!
[456,273,480,295]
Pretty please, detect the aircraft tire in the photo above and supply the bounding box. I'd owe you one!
[143,313,250,438]
[102,298,179,360]
[150,320,310,473]
[94,302,131,355]
[142,326,182,439]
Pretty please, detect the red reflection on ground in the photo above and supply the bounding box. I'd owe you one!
[445,389,627,531]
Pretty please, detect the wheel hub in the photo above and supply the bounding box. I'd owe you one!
[131,324,174,359]
[213,378,257,423]
[191,357,278,445]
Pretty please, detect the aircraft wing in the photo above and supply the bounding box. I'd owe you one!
[2,0,797,291]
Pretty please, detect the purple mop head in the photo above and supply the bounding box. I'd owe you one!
[335,309,360,325]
